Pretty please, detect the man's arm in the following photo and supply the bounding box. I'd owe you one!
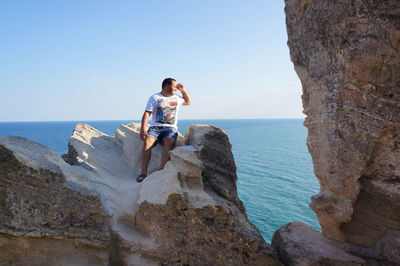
[177,83,191,105]
[140,111,152,140]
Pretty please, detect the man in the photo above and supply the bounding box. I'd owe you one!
[136,78,191,182]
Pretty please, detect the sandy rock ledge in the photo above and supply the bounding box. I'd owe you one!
[0,123,281,265]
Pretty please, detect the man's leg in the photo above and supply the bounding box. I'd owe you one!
[141,136,157,175]
[158,137,175,170]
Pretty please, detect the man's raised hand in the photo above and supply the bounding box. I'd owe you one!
[176,83,185,92]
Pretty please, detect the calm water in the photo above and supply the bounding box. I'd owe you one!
[0,119,320,241]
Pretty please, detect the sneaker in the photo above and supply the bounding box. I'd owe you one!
[136,174,147,182]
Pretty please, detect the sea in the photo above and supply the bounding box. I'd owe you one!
[0,119,320,242]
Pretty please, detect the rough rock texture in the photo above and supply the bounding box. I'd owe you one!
[284,0,400,264]
[131,125,278,265]
[183,125,245,212]
[272,222,365,266]
[1,123,281,265]
[0,136,111,265]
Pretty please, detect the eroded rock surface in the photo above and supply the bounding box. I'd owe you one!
[131,125,278,265]
[0,123,280,265]
[0,136,111,265]
[272,222,365,266]
[285,0,400,264]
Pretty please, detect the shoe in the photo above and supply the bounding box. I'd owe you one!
[136,174,147,182]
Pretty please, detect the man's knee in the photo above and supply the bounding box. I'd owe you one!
[163,137,175,147]
[143,137,156,149]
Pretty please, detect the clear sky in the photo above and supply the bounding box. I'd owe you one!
[0,0,303,122]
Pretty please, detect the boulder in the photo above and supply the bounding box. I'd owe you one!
[272,222,365,266]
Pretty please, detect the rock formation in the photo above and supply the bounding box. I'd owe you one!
[0,123,281,265]
[0,136,111,265]
[272,222,365,265]
[2,1,399,264]
[277,0,400,264]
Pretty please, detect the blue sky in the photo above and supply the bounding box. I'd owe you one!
[0,0,303,122]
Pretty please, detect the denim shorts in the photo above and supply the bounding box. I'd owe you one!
[147,126,178,145]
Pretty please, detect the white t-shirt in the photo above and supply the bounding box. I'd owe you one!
[145,92,185,128]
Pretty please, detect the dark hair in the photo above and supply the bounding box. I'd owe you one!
[162,78,176,89]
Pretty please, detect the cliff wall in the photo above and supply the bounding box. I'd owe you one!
[283,0,400,264]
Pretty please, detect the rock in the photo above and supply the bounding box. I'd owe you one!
[284,0,400,264]
[132,125,280,265]
[65,123,281,265]
[1,123,280,265]
[272,222,365,266]
[0,136,111,265]
[183,125,245,211]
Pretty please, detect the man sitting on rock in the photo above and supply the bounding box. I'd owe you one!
[136,78,191,182]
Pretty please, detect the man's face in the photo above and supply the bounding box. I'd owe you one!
[170,81,177,93]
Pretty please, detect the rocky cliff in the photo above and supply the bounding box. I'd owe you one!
[2,1,399,265]
[276,0,400,264]
[0,123,280,265]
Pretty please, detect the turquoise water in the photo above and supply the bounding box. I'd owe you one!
[0,119,320,241]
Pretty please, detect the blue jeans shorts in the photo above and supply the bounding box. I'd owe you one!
[147,126,178,145]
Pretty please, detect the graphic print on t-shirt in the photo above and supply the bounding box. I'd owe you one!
[156,97,178,125]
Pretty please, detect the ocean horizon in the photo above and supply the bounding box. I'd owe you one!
[0,119,320,241]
